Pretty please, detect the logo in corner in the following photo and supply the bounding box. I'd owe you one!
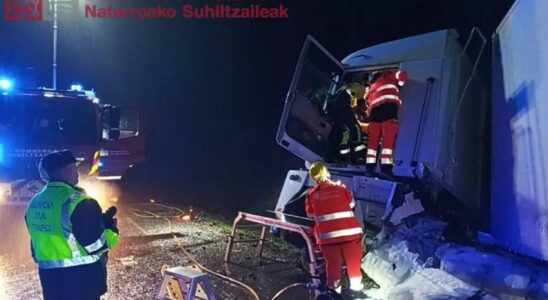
[5,0,80,22]
[5,0,43,21]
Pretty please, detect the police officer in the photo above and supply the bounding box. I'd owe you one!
[305,161,364,294]
[25,150,119,300]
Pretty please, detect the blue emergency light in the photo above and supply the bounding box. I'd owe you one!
[70,84,83,91]
[0,144,4,164]
[0,78,13,91]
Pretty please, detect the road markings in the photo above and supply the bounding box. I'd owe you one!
[125,216,148,236]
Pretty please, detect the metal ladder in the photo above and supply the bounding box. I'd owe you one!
[156,266,217,300]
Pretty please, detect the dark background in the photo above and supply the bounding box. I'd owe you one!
[0,0,515,215]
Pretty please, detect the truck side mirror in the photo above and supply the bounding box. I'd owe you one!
[102,106,121,140]
[108,107,120,140]
[108,128,120,140]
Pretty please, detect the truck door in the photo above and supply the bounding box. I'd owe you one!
[276,35,346,162]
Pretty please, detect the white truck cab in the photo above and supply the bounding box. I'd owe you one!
[274,29,488,244]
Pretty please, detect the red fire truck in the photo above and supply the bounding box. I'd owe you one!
[0,83,145,204]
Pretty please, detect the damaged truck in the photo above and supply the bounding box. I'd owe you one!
[268,28,495,298]
[274,28,489,242]
[273,2,548,296]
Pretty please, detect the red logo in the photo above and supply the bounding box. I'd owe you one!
[5,0,43,21]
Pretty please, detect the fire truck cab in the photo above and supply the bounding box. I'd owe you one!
[0,85,145,203]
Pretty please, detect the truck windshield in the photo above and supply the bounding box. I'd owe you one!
[0,95,98,145]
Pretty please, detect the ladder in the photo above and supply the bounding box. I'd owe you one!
[156,266,217,300]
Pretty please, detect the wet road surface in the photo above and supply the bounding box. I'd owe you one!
[0,202,314,300]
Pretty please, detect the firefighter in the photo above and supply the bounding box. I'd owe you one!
[346,82,366,107]
[305,161,364,294]
[353,98,369,133]
[364,69,408,175]
[25,150,119,300]
[326,91,366,163]
[352,98,370,159]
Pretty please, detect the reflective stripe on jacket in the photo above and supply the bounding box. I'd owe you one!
[366,70,408,116]
[305,180,363,245]
[26,182,111,269]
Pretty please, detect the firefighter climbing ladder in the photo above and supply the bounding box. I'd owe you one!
[224,212,323,296]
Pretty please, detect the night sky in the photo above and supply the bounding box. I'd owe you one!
[0,0,514,215]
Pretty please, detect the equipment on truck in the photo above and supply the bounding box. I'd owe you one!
[0,85,145,203]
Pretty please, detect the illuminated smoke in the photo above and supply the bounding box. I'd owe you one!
[78,177,121,210]
[0,183,10,202]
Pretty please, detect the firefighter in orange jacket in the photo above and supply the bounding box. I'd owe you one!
[305,161,364,294]
[364,69,408,175]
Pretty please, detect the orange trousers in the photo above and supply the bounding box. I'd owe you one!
[366,119,399,165]
[319,238,363,289]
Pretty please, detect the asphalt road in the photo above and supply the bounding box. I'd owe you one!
[0,201,314,300]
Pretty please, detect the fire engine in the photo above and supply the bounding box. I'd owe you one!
[0,81,145,204]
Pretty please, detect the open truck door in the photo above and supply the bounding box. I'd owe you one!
[275,30,490,235]
[276,35,346,162]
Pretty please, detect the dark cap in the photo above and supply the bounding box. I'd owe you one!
[39,150,78,175]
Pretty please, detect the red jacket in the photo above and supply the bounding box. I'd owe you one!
[366,70,408,116]
[305,180,363,245]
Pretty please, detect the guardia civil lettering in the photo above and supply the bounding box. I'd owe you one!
[28,201,54,210]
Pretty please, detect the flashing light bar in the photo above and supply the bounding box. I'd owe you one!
[70,84,83,91]
[0,78,13,91]
[96,176,122,181]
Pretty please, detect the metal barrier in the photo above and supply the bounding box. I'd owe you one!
[224,212,323,296]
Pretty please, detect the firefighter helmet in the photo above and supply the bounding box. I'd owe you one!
[345,82,366,102]
[309,161,330,183]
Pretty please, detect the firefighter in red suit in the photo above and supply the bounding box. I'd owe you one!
[305,161,364,294]
[364,69,408,175]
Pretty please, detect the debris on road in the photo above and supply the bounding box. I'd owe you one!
[116,256,137,267]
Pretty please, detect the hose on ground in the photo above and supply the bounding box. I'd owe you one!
[129,203,261,300]
[271,283,308,300]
